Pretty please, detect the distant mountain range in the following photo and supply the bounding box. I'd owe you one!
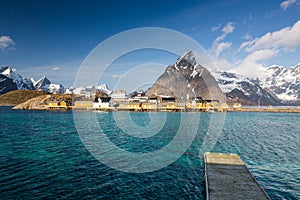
[1,52,300,106]
[0,66,112,96]
[259,65,300,103]
[65,85,112,96]
[0,66,64,94]
[213,71,281,106]
[212,64,300,105]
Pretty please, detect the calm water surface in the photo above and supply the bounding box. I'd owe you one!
[0,106,299,199]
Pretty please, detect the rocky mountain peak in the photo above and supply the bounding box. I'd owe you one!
[34,76,51,88]
[0,66,34,91]
[0,66,11,74]
[166,50,204,80]
[1,66,22,81]
[0,66,64,94]
[147,50,225,103]
[175,50,197,66]
[33,76,64,94]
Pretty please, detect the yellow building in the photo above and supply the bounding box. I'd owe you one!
[167,103,176,109]
[232,103,242,111]
[142,103,157,110]
[74,101,93,108]
[129,102,141,109]
[48,102,58,107]
[60,101,67,107]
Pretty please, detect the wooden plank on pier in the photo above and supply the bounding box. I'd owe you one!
[204,152,270,200]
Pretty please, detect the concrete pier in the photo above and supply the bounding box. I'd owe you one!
[204,152,270,200]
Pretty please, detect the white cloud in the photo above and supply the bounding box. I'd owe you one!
[210,22,235,59]
[52,66,60,71]
[233,49,279,78]
[234,20,300,78]
[280,0,296,10]
[209,22,236,70]
[0,35,15,50]
[238,39,257,52]
[214,42,232,58]
[222,22,235,34]
[215,22,235,42]
[212,58,235,71]
[240,20,300,52]
[112,74,123,79]
[211,20,300,78]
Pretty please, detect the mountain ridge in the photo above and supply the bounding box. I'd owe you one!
[212,70,282,106]
[213,63,300,105]
[258,64,300,102]
[0,66,64,94]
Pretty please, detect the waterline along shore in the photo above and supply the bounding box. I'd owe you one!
[240,107,300,113]
[51,104,300,113]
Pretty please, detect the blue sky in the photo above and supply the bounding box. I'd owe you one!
[1,0,300,88]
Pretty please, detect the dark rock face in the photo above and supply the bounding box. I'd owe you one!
[226,87,281,106]
[147,51,225,103]
[20,78,35,90]
[0,74,18,94]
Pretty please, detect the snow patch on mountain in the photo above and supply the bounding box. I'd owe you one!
[259,64,300,101]
[0,66,65,94]
[32,76,64,94]
[212,71,250,93]
[212,70,281,105]
[1,66,34,90]
[65,84,111,96]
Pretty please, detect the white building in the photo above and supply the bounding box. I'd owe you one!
[111,90,127,99]
[93,97,112,108]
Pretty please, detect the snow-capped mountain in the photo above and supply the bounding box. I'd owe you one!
[212,63,300,105]
[147,50,225,102]
[33,76,51,89]
[66,84,112,96]
[259,64,300,102]
[0,66,64,94]
[213,71,281,105]
[96,84,112,95]
[32,76,65,94]
[0,66,34,90]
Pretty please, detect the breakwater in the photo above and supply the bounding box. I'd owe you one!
[239,107,300,113]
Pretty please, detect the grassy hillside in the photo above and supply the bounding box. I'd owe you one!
[13,93,73,110]
[0,90,48,106]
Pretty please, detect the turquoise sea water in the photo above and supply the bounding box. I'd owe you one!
[0,106,299,199]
